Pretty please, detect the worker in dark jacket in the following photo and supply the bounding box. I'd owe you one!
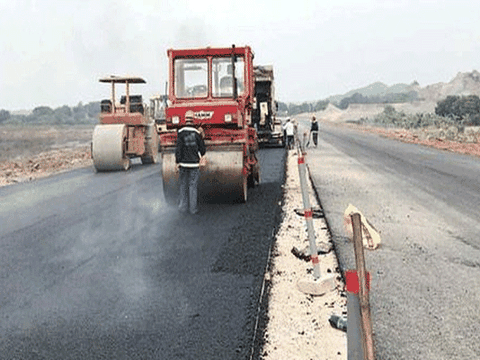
[175,111,206,214]
[307,115,319,147]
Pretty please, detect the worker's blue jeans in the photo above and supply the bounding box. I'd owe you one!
[179,166,200,214]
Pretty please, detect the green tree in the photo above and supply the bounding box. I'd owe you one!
[85,101,100,118]
[32,106,54,116]
[435,95,480,123]
[0,109,11,123]
[314,100,329,111]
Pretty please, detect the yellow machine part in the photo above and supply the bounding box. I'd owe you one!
[162,144,247,204]
[92,124,130,171]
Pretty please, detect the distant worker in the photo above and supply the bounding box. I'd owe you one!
[307,115,319,147]
[283,118,295,149]
[293,119,298,139]
[175,111,206,215]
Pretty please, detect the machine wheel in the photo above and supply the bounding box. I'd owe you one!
[141,125,159,164]
[92,124,130,171]
[161,151,180,206]
[141,148,158,164]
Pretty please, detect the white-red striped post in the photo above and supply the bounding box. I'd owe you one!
[297,150,321,280]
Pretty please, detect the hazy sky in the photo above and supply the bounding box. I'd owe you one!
[1,0,479,110]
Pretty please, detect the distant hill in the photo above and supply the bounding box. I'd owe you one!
[328,81,416,103]
[417,70,480,101]
[327,70,480,105]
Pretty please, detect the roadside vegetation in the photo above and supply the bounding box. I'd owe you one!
[337,91,419,110]
[277,99,329,116]
[361,95,480,129]
[362,105,454,129]
[278,91,418,116]
[0,102,100,126]
[353,96,480,144]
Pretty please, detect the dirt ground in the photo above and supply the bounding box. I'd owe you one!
[0,125,93,187]
[262,150,347,359]
[352,124,480,157]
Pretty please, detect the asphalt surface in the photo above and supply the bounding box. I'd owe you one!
[300,120,480,359]
[0,148,286,359]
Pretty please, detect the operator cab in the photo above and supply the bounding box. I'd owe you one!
[99,75,146,115]
[173,56,245,99]
[166,46,254,130]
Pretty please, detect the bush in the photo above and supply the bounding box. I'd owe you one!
[337,91,419,110]
[435,95,480,123]
[366,106,453,129]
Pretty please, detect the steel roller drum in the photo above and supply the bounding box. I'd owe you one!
[162,144,247,204]
[92,124,130,171]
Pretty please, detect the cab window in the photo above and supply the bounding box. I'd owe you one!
[174,58,208,98]
[212,57,244,98]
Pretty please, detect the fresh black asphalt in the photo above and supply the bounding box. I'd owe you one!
[0,148,286,360]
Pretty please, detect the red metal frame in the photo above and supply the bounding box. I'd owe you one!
[161,45,258,184]
[165,46,254,129]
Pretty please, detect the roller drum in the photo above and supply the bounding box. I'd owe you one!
[162,144,247,204]
[92,124,130,171]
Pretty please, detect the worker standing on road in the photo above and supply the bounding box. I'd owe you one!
[308,115,319,147]
[283,118,295,149]
[175,111,206,215]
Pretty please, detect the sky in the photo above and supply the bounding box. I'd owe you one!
[1,0,480,110]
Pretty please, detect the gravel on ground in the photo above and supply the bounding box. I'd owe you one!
[0,146,92,187]
[262,149,347,359]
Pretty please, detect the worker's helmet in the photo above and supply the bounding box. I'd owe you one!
[286,117,291,122]
[185,110,195,124]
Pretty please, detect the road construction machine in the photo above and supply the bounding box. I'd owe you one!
[160,45,260,203]
[150,94,168,134]
[252,65,284,147]
[92,76,158,171]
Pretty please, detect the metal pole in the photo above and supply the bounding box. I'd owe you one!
[125,81,130,114]
[347,290,363,360]
[351,213,375,360]
[111,82,115,113]
[297,148,321,280]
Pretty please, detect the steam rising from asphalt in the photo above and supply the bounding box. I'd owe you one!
[67,179,177,306]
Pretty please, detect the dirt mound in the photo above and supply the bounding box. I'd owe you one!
[418,70,480,102]
[315,103,343,122]
[342,103,385,121]
[393,101,436,114]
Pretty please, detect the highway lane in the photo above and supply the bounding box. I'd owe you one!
[0,149,285,359]
[304,122,480,359]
